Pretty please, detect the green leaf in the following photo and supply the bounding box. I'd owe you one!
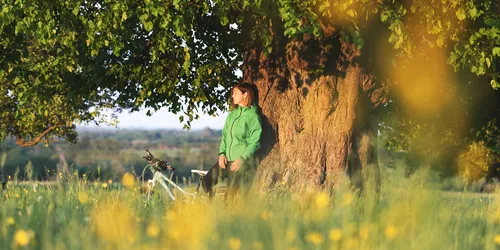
[436,35,445,47]
[491,79,500,89]
[456,9,466,21]
[221,16,229,26]
[469,7,477,18]
[72,6,79,16]
[139,14,149,26]
[493,47,500,56]
[448,52,458,64]
[144,21,153,32]
[313,26,321,37]
[173,0,181,9]
[380,11,390,22]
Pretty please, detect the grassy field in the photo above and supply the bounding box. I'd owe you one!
[0,167,499,250]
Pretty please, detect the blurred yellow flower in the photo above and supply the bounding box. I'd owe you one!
[385,225,398,239]
[146,221,160,238]
[108,179,113,184]
[92,201,137,246]
[494,234,500,244]
[315,192,329,209]
[165,211,176,222]
[101,183,108,188]
[14,229,31,246]
[228,237,242,250]
[286,228,297,241]
[164,201,215,250]
[261,211,271,221]
[359,225,371,240]
[345,237,360,249]
[342,193,354,206]
[78,191,89,204]
[329,228,342,241]
[6,217,14,225]
[305,232,323,245]
[122,173,136,188]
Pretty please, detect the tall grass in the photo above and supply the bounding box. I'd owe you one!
[0,166,498,250]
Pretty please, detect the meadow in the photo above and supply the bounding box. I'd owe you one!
[0,166,499,250]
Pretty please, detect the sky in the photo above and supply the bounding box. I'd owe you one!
[81,108,228,130]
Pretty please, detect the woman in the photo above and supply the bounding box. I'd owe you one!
[202,83,262,199]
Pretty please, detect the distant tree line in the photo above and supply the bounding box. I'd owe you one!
[0,128,222,182]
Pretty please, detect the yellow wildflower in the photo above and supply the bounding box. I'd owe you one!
[305,232,324,245]
[108,179,113,184]
[122,173,136,188]
[14,229,31,246]
[315,192,330,209]
[261,211,271,221]
[164,201,215,250]
[385,225,398,240]
[92,201,137,246]
[6,217,15,225]
[494,235,500,244]
[359,225,371,240]
[228,238,242,250]
[345,237,360,249]
[286,228,297,241]
[78,191,89,204]
[165,211,176,222]
[329,228,342,241]
[101,183,108,188]
[146,221,160,238]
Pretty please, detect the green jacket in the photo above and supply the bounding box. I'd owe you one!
[219,105,262,162]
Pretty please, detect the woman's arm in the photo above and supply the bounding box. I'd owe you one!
[240,113,263,161]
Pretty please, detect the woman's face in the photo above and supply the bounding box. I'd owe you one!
[232,87,248,106]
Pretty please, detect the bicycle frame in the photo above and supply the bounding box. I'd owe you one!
[143,165,195,201]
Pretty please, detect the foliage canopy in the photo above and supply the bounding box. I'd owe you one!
[1,0,499,145]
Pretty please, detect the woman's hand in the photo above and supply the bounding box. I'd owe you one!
[230,158,244,172]
[219,155,227,169]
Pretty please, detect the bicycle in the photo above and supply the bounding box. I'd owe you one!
[140,150,227,201]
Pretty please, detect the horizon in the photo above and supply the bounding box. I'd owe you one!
[79,107,228,130]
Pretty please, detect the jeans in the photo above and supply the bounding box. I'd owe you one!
[201,160,250,199]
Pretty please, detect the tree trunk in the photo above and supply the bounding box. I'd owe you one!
[242,32,386,193]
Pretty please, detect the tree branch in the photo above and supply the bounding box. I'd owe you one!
[15,123,63,147]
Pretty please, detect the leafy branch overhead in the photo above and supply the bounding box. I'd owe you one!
[1,0,498,145]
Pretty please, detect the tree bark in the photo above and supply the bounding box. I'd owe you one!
[242,32,386,193]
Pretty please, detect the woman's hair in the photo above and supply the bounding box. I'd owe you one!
[230,82,258,110]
